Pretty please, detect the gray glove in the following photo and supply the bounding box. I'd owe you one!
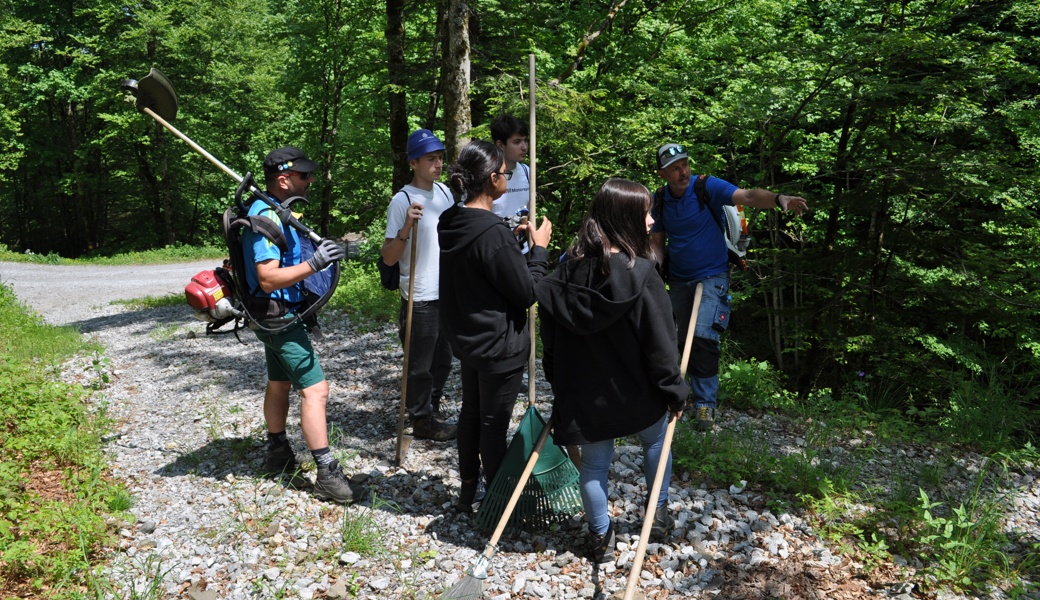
[307,239,345,272]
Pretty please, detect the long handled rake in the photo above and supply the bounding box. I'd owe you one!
[473,55,582,533]
[395,224,419,465]
[437,416,555,600]
[618,282,704,600]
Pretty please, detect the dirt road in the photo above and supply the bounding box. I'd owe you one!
[0,260,218,326]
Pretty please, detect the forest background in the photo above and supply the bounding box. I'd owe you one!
[2,0,1039,445]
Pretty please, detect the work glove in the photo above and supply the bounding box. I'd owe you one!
[307,239,345,272]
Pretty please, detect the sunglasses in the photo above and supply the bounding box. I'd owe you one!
[286,171,313,180]
[491,169,513,181]
[659,144,685,158]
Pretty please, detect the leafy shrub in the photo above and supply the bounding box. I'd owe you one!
[718,358,794,410]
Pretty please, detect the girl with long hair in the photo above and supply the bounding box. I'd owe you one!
[535,177,688,562]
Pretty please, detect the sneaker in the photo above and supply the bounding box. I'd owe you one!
[650,508,676,540]
[589,521,616,564]
[412,415,457,441]
[265,442,298,475]
[694,406,715,432]
[431,393,443,419]
[313,459,362,504]
[456,475,486,513]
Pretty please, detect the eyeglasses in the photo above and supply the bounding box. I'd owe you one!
[491,169,513,181]
[659,144,685,158]
[286,171,313,180]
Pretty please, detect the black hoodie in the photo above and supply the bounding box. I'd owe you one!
[535,253,689,445]
[438,202,549,374]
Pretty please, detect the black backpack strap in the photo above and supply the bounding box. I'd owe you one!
[653,186,666,231]
[693,174,726,233]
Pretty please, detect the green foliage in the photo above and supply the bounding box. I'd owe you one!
[327,260,399,327]
[718,358,794,411]
[112,293,184,310]
[340,498,386,556]
[672,420,853,501]
[0,283,129,595]
[915,488,1011,592]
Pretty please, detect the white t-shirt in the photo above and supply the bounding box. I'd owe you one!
[384,182,453,301]
[492,162,531,218]
[492,163,531,253]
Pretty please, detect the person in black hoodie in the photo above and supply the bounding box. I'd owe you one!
[535,178,689,563]
[439,140,553,512]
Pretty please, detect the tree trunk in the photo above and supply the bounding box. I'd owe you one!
[386,0,410,191]
[318,0,347,237]
[440,0,471,162]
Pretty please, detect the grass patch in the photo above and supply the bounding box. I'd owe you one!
[340,496,390,556]
[112,293,184,310]
[0,283,130,599]
[327,260,399,326]
[676,355,1040,593]
[0,243,226,265]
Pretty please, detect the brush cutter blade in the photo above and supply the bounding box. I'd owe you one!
[124,67,178,122]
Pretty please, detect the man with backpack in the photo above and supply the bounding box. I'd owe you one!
[246,146,364,504]
[380,129,457,441]
[650,142,808,431]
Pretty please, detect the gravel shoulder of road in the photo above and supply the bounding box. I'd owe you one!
[3,260,1036,599]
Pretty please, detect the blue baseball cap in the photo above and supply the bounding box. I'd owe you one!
[406,129,445,161]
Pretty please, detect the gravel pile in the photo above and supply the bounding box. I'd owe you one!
[17,271,1034,600]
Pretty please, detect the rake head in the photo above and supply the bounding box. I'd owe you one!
[436,553,489,600]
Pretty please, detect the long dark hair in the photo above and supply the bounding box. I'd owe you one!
[568,178,653,276]
[447,140,503,201]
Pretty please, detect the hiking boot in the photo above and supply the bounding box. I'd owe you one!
[694,406,715,432]
[313,459,361,504]
[412,415,457,441]
[650,508,676,540]
[265,443,298,475]
[456,475,486,513]
[589,521,616,564]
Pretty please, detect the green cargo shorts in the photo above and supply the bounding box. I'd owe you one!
[254,319,325,390]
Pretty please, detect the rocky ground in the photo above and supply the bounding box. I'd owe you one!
[2,260,1037,600]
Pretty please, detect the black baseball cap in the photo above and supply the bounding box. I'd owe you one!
[263,146,318,174]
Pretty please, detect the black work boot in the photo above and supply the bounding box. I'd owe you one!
[412,415,457,441]
[265,443,298,474]
[313,459,362,504]
[589,521,616,564]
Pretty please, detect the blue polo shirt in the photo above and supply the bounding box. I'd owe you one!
[650,176,738,282]
[241,199,304,305]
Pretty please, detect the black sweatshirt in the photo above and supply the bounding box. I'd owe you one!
[438,202,549,375]
[535,253,689,445]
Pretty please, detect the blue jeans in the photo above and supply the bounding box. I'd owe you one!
[668,272,729,410]
[398,300,453,420]
[579,413,672,536]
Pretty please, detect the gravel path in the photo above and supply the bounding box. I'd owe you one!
[3,261,1037,599]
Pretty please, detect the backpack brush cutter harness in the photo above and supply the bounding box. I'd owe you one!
[654,174,751,274]
[123,68,339,337]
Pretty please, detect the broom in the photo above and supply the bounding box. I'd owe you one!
[437,417,555,600]
[473,54,583,533]
[614,282,704,600]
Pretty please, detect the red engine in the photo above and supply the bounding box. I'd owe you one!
[185,268,238,323]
